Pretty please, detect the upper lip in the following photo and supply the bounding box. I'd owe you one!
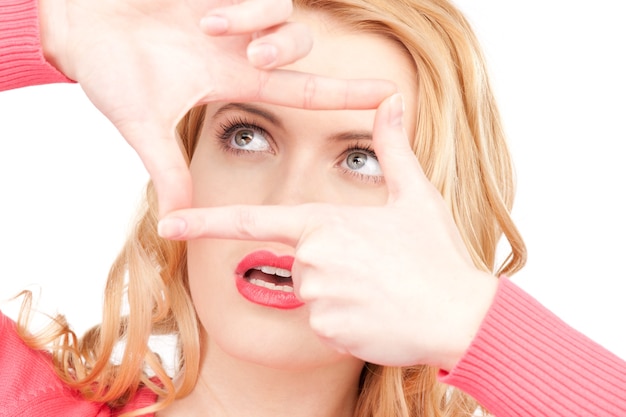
[235,250,294,276]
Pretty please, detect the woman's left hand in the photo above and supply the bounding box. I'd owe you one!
[157,94,498,371]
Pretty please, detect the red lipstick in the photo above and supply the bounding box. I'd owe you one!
[235,250,304,309]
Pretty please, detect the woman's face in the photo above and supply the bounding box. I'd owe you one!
[187,11,417,371]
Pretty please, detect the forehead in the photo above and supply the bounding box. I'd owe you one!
[280,9,418,136]
[286,9,417,97]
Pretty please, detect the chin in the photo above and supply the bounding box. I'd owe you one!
[200,310,360,372]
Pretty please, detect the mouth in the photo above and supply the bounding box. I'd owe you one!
[235,250,303,309]
[244,265,294,293]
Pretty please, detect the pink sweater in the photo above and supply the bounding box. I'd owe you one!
[0,0,70,88]
[2,1,626,415]
[0,312,157,417]
[440,278,626,416]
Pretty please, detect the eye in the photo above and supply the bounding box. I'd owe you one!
[228,128,271,152]
[341,148,383,179]
[217,116,273,154]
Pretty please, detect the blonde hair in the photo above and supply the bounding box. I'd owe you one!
[17,0,525,416]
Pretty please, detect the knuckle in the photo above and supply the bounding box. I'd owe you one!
[308,314,333,339]
[343,79,352,110]
[297,277,320,301]
[302,75,318,109]
[295,244,316,267]
[304,202,333,225]
[254,71,272,101]
[231,207,257,238]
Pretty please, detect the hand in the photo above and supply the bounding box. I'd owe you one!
[157,94,498,371]
[39,0,395,215]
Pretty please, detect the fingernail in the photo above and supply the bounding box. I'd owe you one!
[389,93,405,128]
[247,43,278,68]
[200,15,229,34]
[158,217,187,239]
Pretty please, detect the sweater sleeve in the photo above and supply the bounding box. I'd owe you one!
[0,0,73,91]
[0,311,110,417]
[439,277,626,416]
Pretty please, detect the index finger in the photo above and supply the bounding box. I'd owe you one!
[201,0,293,35]
[217,68,397,110]
[157,204,315,245]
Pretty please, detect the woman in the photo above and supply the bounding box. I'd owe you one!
[1,0,625,416]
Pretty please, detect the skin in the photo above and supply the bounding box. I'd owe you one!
[35,0,497,412]
[38,0,396,216]
[159,11,422,417]
[160,13,499,376]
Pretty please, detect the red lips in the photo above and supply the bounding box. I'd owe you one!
[235,250,304,309]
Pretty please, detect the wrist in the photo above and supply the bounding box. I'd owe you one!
[439,271,499,372]
[38,0,71,78]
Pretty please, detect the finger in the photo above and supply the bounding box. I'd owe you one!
[217,69,397,110]
[372,93,429,200]
[201,0,293,36]
[149,157,193,217]
[247,22,313,69]
[123,126,193,217]
[157,204,317,245]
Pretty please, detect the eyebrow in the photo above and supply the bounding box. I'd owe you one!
[212,102,373,142]
[212,103,283,130]
[329,131,373,143]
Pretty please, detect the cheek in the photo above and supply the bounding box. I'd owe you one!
[337,181,388,206]
[189,142,390,208]
[190,156,273,206]
[186,241,226,319]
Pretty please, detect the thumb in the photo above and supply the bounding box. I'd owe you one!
[149,156,193,217]
[123,124,193,216]
[372,93,430,202]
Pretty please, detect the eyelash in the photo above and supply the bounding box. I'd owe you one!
[339,144,383,185]
[216,117,383,184]
[217,116,272,155]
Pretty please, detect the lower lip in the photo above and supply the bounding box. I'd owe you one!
[235,251,304,310]
[235,276,304,309]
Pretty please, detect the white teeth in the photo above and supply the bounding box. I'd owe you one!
[275,268,291,278]
[249,278,294,292]
[259,265,277,275]
[255,266,292,278]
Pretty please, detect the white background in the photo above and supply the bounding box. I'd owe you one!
[1,1,625,359]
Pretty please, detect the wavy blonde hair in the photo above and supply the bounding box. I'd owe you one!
[17,0,526,416]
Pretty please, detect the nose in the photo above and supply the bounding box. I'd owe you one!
[262,156,330,206]
[259,147,388,207]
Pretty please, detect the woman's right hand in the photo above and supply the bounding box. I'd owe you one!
[38,0,395,216]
